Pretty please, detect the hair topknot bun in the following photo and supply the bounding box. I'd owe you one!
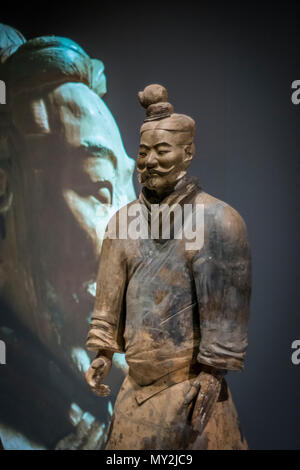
[138,84,174,121]
[138,84,168,108]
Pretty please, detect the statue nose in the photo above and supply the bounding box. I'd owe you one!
[146,152,158,168]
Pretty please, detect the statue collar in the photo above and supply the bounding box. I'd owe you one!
[139,175,200,211]
[138,176,201,243]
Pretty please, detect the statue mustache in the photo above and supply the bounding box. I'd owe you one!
[137,165,175,178]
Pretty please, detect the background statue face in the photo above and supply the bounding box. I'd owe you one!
[3,81,135,376]
[137,129,193,195]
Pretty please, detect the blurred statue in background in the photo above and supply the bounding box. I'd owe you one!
[0,23,135,449]
[86,84,251,450]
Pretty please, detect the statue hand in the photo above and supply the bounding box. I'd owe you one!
[183,367,225,435]
[85,354,112,397]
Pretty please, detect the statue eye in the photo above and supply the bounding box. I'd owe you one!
[139,152,147,158]
[158,150,169,156]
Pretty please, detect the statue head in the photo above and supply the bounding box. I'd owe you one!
[0,25,135,377]
[137,84,195,196]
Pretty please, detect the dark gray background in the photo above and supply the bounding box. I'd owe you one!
[3,0,300,450]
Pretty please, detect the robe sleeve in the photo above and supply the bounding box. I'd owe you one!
[192,204,251,371]
[86,214,127,353]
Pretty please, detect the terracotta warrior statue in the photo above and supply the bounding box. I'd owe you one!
[86,83,252,450]
[0,23,135,449]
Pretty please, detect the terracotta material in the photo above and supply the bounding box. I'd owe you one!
[86,84,251,450]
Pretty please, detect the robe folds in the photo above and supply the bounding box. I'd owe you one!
[86,176,251,450]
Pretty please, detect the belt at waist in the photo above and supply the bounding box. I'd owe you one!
[130,363,202,406]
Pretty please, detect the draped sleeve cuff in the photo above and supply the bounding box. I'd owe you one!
[197,345,246,371]
[86,315,125,353]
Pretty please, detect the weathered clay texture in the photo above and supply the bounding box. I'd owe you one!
[86,84,251,450]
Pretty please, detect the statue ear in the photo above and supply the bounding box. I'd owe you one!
[0,168,12,239]
[183,144,194,163]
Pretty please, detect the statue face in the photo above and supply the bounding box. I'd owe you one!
[137,129,192,195]
[4,82,135,376]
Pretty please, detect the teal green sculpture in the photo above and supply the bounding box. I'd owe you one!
[0,23,135,450]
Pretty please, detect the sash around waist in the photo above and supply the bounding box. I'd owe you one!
[129,363,202,405]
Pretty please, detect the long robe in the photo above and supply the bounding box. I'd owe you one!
[86,176,251,450]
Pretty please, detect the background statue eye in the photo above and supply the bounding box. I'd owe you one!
[139,152,147,158]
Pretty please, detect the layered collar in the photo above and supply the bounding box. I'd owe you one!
[139,175,200,210]
[138,176,201,242]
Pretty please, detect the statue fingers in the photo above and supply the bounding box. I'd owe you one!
[183,379,201,406]
[85,367,98,389]
[91,357,106,369]
[191,390,207,430]
[91,384,111,397]
[191,379,222,433]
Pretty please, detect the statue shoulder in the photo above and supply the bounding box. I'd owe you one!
[194,190,249,246]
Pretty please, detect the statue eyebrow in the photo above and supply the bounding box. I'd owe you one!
[154,142,172,148]
[139,142,172,150]
[79,143,117,168]
[81,142,108,153]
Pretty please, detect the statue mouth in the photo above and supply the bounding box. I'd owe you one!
[143,166,175,178]
[147,171,162,177]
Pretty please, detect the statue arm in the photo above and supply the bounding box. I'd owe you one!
[86,214,127,397]
[193,204,251,371]
[86,216,127,355]
[185,204,251,434]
